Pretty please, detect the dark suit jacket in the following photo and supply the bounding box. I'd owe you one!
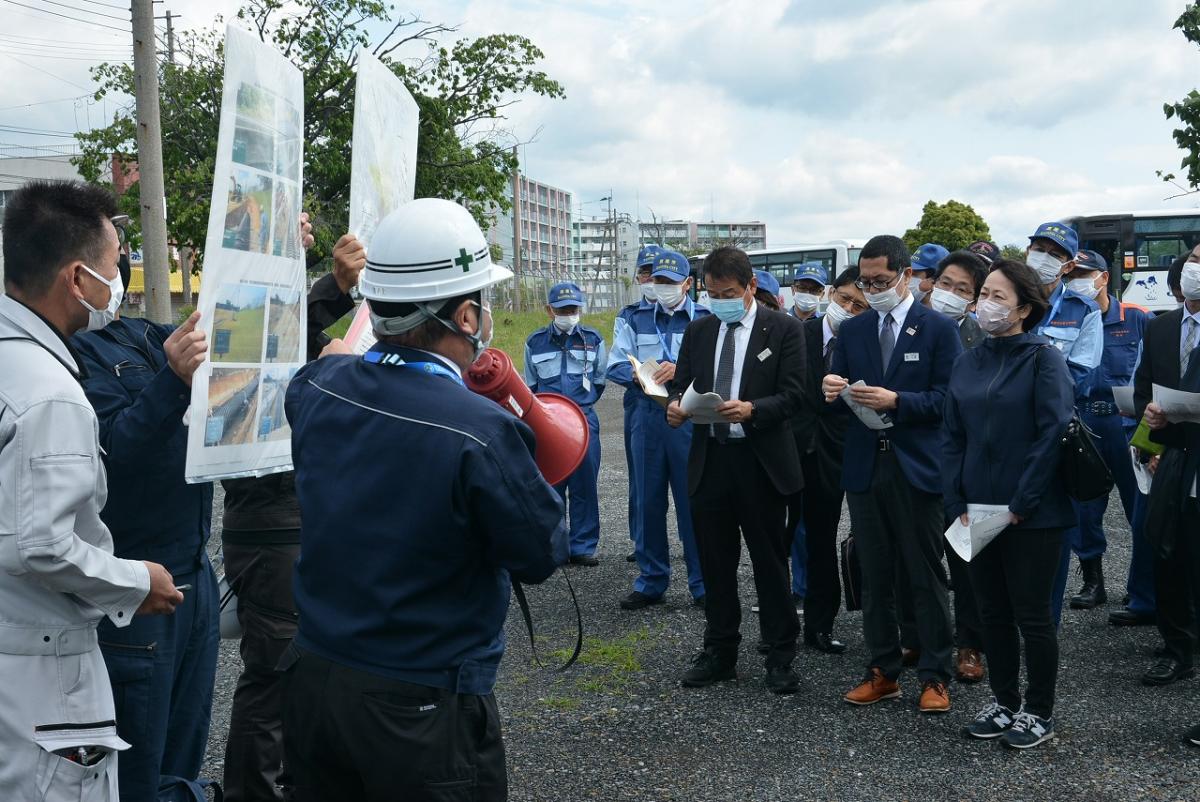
[958,314,985,351]
[1134,307,1200,497]
[670,305,806,497]
[793,315,848,495]
[829,300,963,495]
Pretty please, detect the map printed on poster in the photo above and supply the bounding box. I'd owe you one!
[345,49,420,354]
[185,25,306,483]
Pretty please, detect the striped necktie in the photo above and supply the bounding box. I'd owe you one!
[713,322,741,443]
[1184,317,1199,378]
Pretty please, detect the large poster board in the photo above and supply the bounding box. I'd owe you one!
[185,25,306,483]
[344,49,420,354]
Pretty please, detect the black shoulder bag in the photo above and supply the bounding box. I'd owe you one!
[1037,346,1114,502]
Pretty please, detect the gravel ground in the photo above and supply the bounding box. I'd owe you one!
[203,390,1200,801]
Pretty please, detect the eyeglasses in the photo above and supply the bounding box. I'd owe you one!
[831,289,869,315]
[854,273,901,293]
[111,214,129,246]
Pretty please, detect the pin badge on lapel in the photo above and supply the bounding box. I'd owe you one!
[906,327,917,336]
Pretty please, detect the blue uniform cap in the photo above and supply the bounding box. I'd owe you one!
[1073,249,1108,273]
[547,281,585,308]
[637,244,664,269]
[753,269,780,296]
[792,262,828,286]
[1028,221,1079,259]
[911,243,950,273]
[650,249,691,282]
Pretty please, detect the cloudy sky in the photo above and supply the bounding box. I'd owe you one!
[3,0,1200,246]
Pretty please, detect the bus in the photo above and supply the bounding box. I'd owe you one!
[1066,210,1200,313]
[689,240,864,307]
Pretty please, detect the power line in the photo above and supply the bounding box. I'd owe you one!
[76,0,127,9]
[0,53,93,91]
[0,0,129,33]
[39,0,129,23]
[0,32,130,47]
[0,95,91,113]
[0,41,133,56]
[0,36,131,53]
[0,51,130,63]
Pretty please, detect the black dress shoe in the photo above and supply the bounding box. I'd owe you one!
[692,595,706,608]
[1108,607,1155,627]
[1142,657,1195,686]
[765,664,800,694]
[1185,722,1200,747]
[681,650,736,688]
[619,591,664,611]
[625,552,637,563]
[756,640,770,655]
[804,632,847,654]
[569,554,599,567]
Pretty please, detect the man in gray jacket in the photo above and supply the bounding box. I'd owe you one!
[0,180,182,800]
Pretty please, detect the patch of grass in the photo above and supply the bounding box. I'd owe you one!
[549,627,652,696]
[542,694,581,711]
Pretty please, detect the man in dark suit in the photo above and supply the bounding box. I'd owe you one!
[823,235,962,714]
[666,246,807,694]
[1135,245,1200,745]
[789,267,868,654]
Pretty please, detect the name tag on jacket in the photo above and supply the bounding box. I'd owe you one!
[904,352,920,363]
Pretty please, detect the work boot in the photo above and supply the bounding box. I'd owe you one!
[1069,557,1107,610]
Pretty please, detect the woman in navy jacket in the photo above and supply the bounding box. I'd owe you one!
[943,259,1074,750]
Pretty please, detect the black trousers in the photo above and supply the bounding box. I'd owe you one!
[1155,498,1200,665]
[224,544,300,802]
[792,450,843,637]
[846,451,953,682]
[691,440,800,668]
[968,527,1063,719]
[948,547,985,651]
[282,648,506,802]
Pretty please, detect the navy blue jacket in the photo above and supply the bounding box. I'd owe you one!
[71,317,212,575]
[942,332,1075,529]
[829,300,963,495]
[285,343,565,694]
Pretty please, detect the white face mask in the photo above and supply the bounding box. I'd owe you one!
[1181,263,1200,301]
[552,313,580,333]
[1066,276,1101,301]
[930,287,970,319]
[976,298,1019,336]
[654,283,685,308]
[793,292,820,314]
[1027,250,1066,285]
[865,280,902,314]
[78,263,124,331]
[640,282,657,301]
[825,301,853,333]
[908,277,928,303]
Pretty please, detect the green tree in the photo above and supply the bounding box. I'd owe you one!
[901,199,991,253]
[74,0,564,268]
[1000,244,1026,261]
[1160,4,1200,195]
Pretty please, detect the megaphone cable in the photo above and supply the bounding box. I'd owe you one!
[511,567,584,673]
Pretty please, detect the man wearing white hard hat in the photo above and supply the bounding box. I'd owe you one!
[279,198,566,801]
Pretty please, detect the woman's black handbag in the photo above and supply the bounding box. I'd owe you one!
[839,536,862,612]
[1059,414,1115,502]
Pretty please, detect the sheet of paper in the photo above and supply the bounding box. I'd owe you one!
[681,381,726,425]
[185,25,307,483]
[838,380,894,431]
[1112,385,1136,417]
[1131,448,1153,495]
[1153,383,1200,424]
[943,504,1010,562]
[344,303,377,355]
[629,355,669,406]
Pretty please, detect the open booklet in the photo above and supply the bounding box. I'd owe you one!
[680,381,726,425]
[628,355,670,407]
[943,504,1010,562]
[838,380,894,430]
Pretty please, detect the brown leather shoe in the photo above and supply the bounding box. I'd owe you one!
[956,648,985,683]
[901,647,920,667]
[844,667,902,706]
[918,680,951,714]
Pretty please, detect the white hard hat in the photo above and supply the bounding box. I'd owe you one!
[361,198,513,303]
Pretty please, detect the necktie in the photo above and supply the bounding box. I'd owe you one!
[825,337,835,372]
[1183,317,1198,379]
[713,321,741,443]
[879,313,895,370]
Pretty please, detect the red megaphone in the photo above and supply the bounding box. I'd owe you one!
[465,348,590,486]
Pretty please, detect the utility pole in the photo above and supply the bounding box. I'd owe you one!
[165,10,175,65]
[162,9,190,308]
[131,0,172,323]
[509,146,522,309]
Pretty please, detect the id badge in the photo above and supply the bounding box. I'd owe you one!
[582,374,593,393]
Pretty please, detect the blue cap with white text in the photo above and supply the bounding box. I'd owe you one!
[1073,249,1108,273]
[650,249,691,282]
[1028,222,1079,259]
[637,244,664,269]
[547,282,585,308]
[911,243,950,274]
[792,262,828,286]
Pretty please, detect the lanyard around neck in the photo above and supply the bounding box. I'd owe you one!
[363,351,464,386]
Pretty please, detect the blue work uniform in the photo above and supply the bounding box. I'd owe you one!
[1050,296,1152,621]
[606,297,709,601]
[70,318,219,801]
[615,299,650,550]
[524,322,607,558]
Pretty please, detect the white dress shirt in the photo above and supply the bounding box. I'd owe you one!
[878,291,914,347]
[711,299,758,438]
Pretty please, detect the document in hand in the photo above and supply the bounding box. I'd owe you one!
[628,355,670,407]
[1131,447,1154,495]
[838,380,894,430]
[943,504,1010,562]
[680,381,726,424]
[1152,384,1200,424]
[1112,385,1136,417]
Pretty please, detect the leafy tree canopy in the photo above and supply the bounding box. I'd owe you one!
[902,199,992,253]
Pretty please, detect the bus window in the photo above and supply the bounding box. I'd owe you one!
[848,247,862,266]
[1136,237,1190,268]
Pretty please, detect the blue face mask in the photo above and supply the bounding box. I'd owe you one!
[710,296,749,324]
